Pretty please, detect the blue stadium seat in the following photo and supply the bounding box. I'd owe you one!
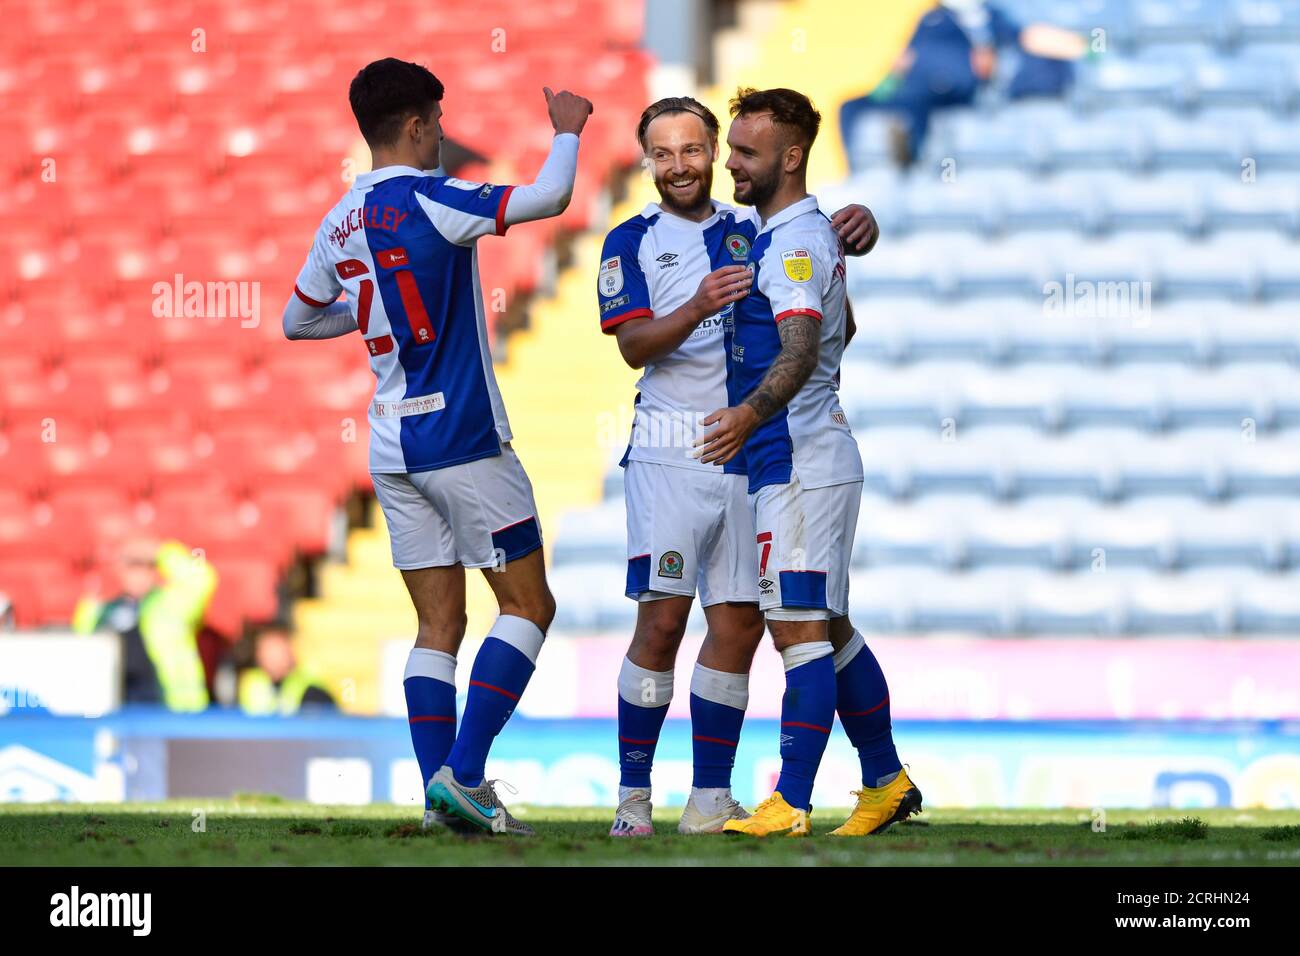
[550,502,624,567]
[1131,0,1237,48]
[1234,0,1300,43]
[1073,57,1189,109]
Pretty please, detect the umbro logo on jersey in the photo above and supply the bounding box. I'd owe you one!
[655,252,680,269]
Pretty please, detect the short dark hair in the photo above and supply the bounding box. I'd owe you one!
[728,87,821,163]
[636,96,720,149]
[349,58,444,147]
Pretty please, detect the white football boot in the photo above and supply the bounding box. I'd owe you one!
[678,788,751,834]
[609,788,654,837]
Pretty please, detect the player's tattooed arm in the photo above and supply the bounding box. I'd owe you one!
[830,204,879,256]
[744,314,820,422]
[695,314,819,465]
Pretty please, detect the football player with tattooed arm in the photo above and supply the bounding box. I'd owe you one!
[697,87,922,838]
[598,94,879,837]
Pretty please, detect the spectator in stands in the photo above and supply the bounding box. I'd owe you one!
[238,624,335,715]
[840,0,1090,168]
[72,538,214,711]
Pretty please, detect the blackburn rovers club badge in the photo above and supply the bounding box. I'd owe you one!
[725,233,750,261]
[658,550,684,579]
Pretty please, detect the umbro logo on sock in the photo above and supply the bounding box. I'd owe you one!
[626,750,648,762]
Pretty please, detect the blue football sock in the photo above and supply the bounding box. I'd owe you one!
[775,642,835,811]
[689,663,748,790]
[834,630,902,787]
[617,657,673,789]
[446,615,544,787]
[403,648,457,809]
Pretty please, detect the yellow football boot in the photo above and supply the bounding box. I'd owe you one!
[721,793,811,838]
[828,768,923,836]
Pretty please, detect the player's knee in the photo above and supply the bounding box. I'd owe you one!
[415,613,466,650]
[502,587,555,634]
[636,605,689,658]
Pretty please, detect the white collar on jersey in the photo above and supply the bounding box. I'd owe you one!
[756,194,820,234]
[640,199,728,228]
[352,164,435,189]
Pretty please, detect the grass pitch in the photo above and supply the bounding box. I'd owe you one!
[2,800,1298,866]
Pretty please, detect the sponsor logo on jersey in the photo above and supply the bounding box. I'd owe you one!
[831,410,848,425]
[657,550,684,579]
[781,249,813,282]
[372,392,447,417]
[731,342,745,363]
[478,183,495,199]
[444,177,484,191]
[655,252,680,269]
[599,256,624,296]
[725,233,750,261]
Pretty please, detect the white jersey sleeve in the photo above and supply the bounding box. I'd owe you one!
[293,226,344,308]
[756,228,832,325]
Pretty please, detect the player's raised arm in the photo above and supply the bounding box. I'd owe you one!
[497,88,593,227]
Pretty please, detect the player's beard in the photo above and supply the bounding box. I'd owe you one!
[731,159,781,208]
[654,165,714,218]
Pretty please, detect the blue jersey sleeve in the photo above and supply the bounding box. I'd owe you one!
[597,225,652,333]
[413,176,515,246]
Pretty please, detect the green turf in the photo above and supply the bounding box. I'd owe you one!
[2,800,1298,866]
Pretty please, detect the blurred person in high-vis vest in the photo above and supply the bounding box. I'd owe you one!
[73,538,214,712]
[238,624,335,716]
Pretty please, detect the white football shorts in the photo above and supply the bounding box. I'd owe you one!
[623,460,759,607]
[750,471,862,621]
[371,442,542,570]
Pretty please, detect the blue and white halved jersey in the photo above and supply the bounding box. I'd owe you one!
[294,166,516,475]
[597,200,759,475]
[728,195,864,493]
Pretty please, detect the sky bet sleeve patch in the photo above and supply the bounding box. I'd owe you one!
[781,249,813,283]
[599,256,625,297]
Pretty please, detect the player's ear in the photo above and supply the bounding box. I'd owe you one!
[784,142,804,174]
